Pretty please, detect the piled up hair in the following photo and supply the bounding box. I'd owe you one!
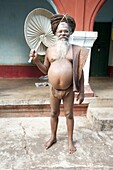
[50,14,76,34]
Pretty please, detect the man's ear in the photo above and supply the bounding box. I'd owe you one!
[70,31,72,35]
[69,27,72,35]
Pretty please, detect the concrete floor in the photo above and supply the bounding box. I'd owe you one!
[0,77,113,169]
[0,117,113,170]
[0,77,113,105]
[0,78,50,105]
[89,77,113,98]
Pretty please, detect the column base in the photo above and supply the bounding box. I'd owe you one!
[84,84,94,97]
[75,84,94,98]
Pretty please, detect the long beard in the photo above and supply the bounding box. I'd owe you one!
[56,39,70,59]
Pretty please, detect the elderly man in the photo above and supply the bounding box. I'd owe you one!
[29,14,89,154]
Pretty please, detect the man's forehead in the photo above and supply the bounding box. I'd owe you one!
[57,22,69,30]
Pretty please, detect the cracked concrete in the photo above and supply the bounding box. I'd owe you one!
[20,122,29,155]
[0,117,113,170]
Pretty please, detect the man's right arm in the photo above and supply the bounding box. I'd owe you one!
[29,49,50,75]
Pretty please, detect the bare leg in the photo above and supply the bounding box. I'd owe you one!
[63,88,76,154]
[44,90,60,149]
[66,117,76,154]
[44,116,58,149]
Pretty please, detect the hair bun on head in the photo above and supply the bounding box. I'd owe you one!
[50,14,76,34]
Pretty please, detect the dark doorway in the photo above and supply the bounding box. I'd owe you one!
[90,22,111,76]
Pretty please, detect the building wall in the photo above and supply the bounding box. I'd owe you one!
[53,0,106,31]
[0,0,112,78]
[0,0,55,65]
[95,0,113,22]
[94,0,113,76]
[0,0,56,78]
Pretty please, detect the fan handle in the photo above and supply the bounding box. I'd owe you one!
[28,40,42,63]
[28,57,33,63]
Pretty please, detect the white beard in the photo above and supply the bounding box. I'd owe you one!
[56,39,70,59]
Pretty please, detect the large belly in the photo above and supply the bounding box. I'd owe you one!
[48,59,73,89]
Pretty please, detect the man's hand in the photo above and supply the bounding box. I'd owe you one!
[29,49,39,63]
[76,92,84,104]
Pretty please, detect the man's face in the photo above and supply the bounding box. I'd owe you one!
[55,22,70,41]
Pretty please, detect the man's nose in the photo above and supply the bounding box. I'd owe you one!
[61,31,65,35]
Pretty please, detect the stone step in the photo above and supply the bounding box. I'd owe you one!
[85,97,113,107]
[0,103,88,117]
[87,107,113,131]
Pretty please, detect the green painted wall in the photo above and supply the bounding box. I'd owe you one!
[95,0,113,22]
[95,0,113,67]
[0,0,56,64]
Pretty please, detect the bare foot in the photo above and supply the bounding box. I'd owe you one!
[44,137,57,149]
[68,142,76,154]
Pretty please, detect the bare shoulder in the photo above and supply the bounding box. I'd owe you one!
[47,44,56,51]
[46,44,57,56]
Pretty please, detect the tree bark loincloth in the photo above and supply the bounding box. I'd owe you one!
[50,85,73,99]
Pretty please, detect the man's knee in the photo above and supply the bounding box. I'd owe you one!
[51,111,59,118]
[65,112,73,119]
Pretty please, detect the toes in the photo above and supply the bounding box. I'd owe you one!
[44,139,57,149]
[69,147,77,154]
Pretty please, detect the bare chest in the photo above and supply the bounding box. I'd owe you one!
[48,45,73,63]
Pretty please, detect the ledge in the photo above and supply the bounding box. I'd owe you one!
[69,31,98,47]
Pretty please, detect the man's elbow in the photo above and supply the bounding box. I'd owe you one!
[43,67,48,75]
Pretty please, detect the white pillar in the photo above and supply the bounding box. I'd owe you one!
[69,31,98,85]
